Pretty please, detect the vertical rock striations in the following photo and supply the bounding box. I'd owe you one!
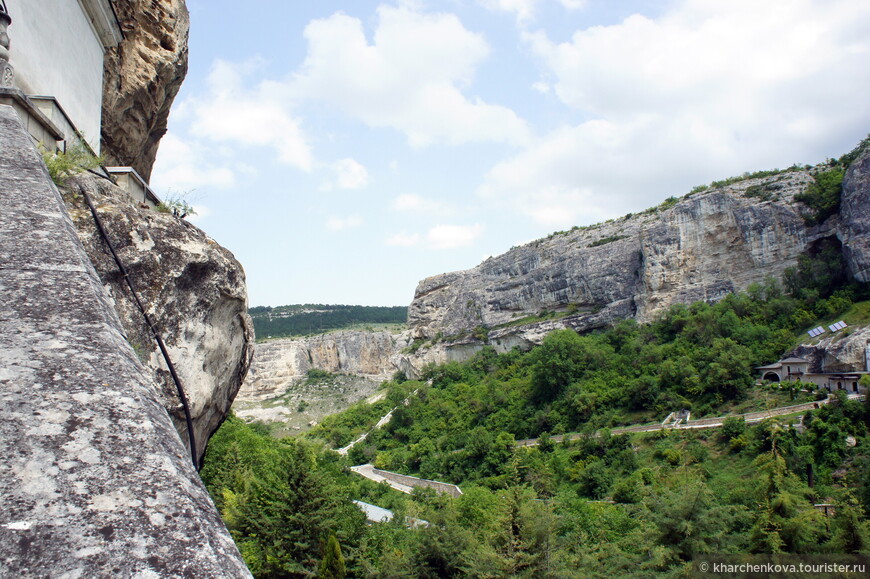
[408,162,869,362]
[0,104,250,578]
[101,0,190,180]
[241,331,401,401]
[65,173,254,463]
[839,145,870,282]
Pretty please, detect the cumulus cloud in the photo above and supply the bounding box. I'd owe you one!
[326,215,363,231]
[150,133,237,192]
[391,193,453,215]
[186,59,313,170]
[479,0,587,23]
[385,232,422,247]
[323,158,369,190]
[480,0,870,228]
[427,224,485,249]
[292,5,530,147]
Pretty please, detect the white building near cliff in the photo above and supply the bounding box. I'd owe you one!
[0,0,121,152]
[0,0,159,206]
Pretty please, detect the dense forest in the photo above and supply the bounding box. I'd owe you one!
[206,260,870,576]
[249,304,408,339]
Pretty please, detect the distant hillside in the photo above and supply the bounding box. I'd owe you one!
[249,304,407,339]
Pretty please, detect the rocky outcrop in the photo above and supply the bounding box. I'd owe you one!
[0,104,250,577]
[839,146,870,282]
[101,0,189,180]
[64,173,254,463]
[412,172,823,342]
[409,165,870,362]
[793,326,870,374]
[241,331,402,401]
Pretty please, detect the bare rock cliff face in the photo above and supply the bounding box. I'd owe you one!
[839,146,870,282]
[241,331,402,401]
[792,326,870,374]
[408,164,868,363]
[101,0,189,180]
[65,173,254,462]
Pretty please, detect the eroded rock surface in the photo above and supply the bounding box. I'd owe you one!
[0,104,250,578]
[793,326,870,374]
[839,146,870,282]
[241,331,401,401]
[101,0,189,180]
[408,169,856,360]
[65,173,254,463]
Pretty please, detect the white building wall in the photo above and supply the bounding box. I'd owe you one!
[5,0,106,150]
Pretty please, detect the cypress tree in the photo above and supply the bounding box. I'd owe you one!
[318,534,346,579]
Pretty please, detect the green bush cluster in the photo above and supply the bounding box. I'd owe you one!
[40,139,103,187]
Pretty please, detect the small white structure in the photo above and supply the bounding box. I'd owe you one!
[0,1,161,206]
[757,355,867,395]
[2,0,121,151]
[106,167,162,208]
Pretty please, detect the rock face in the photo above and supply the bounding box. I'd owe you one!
[0,104,250,577]
[101,0,190,180]
[241,331,402,401]
[839,146,870,282]
[65,173,254,463]
[409,165,868,361]
[792,326,870,374]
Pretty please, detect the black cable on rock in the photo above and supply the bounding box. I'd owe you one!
[79,185,199,470]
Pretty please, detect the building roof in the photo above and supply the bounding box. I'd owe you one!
[756,364,782,371]
[81,0,124,48]
[780,357,808,364]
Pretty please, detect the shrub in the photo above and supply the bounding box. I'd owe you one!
[41,139,103,186]
[721,416,746,441]
[794,168,845,224]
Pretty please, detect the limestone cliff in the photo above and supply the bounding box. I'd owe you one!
[408,157,870,364]
[64,173,254,463]
[241,331,402,401]
[101,0,189,180]
[839,144,870,282]
[0,104,250,577]
[793,326,870,375]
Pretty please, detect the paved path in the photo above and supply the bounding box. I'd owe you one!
[350,464,416,494]
[516,394,865,447]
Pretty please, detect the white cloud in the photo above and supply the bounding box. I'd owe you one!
[326,215,363,231]
[385,232,421,247]
[323,158,369,190]
[187,59,313,170]
[185,204,212,225]
[392,193,453,215]
[150,133,237,192]
[481,0,870,228]
[479,0,587,23]
[293,5,530,147]
[427,224,485,249]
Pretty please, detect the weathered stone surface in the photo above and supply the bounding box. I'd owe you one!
[101,0,189,180]
[839,146,870,282]
[64,173,254,463]
[793,326,870,374]
[0,104,250,577]
[408,171,840,360]
[242,331,401,401]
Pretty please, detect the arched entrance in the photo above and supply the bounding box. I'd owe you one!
[763,372,781,382]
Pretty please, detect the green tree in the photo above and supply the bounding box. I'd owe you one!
[318,534,346,579]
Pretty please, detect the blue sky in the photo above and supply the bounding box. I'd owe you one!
[150,0,870,307]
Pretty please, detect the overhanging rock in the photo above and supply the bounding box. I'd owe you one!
[0,104,251,576]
